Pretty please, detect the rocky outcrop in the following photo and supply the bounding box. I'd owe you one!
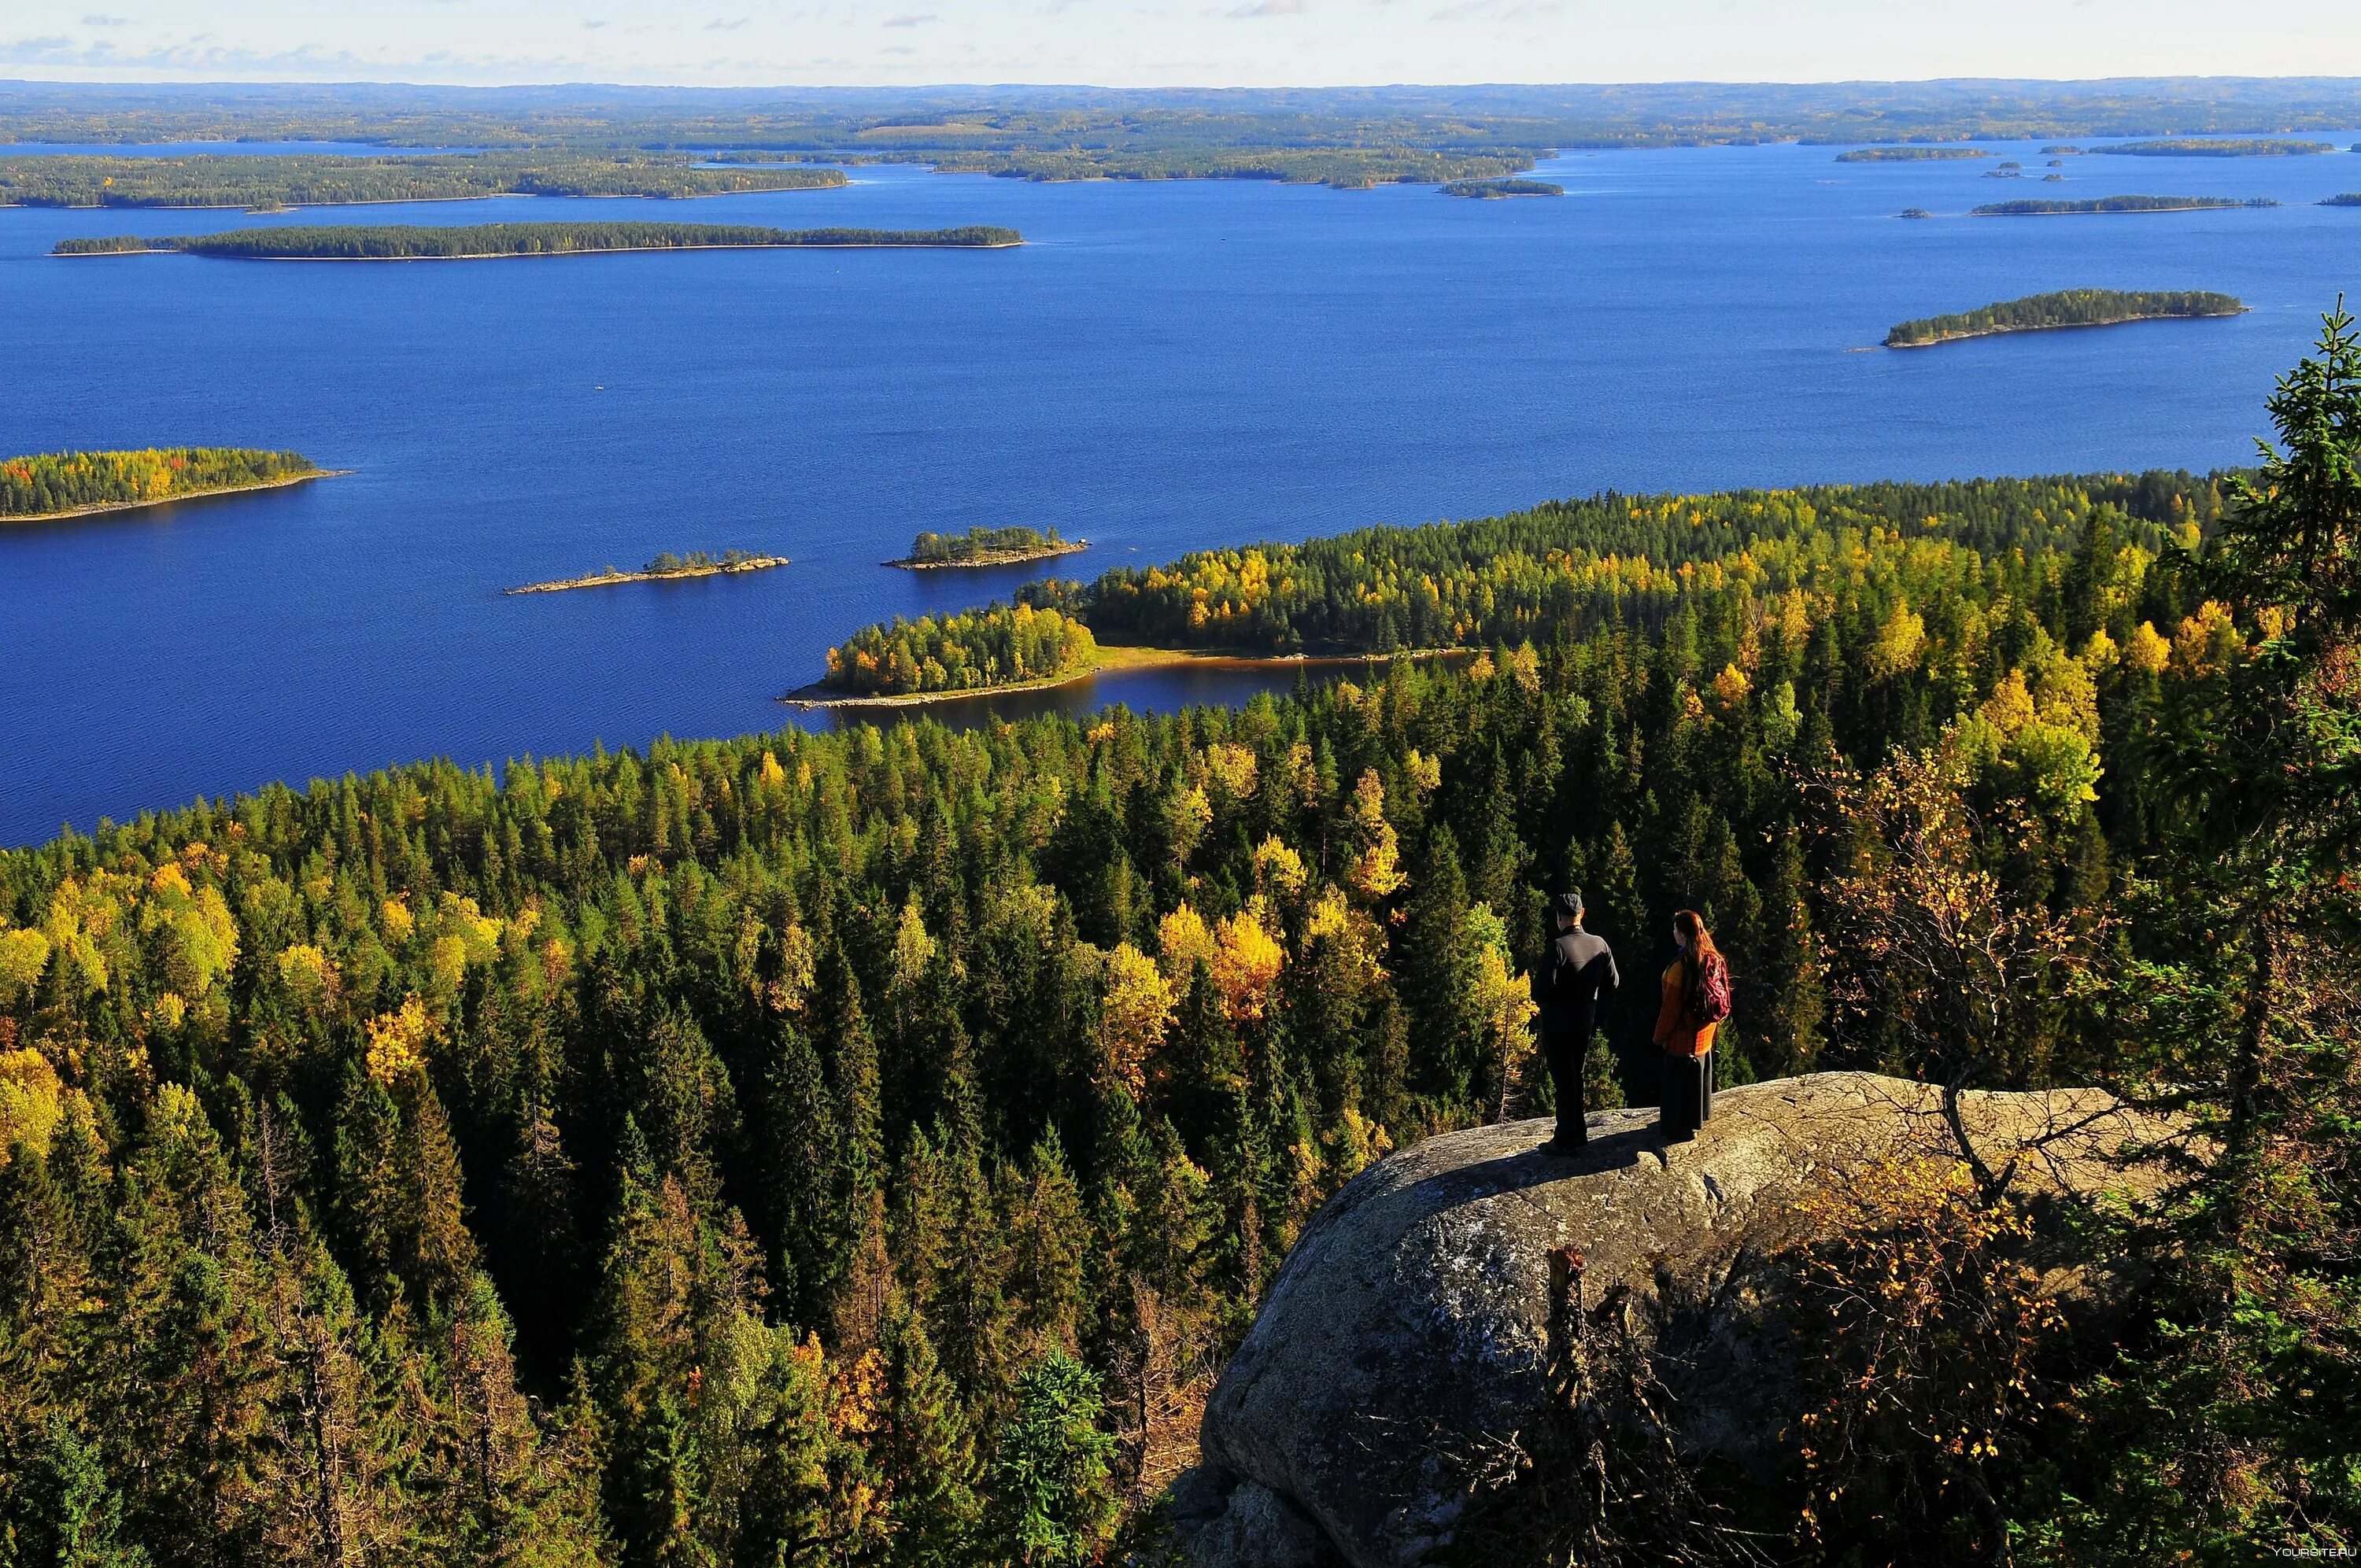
[1174,1072,2171,1568]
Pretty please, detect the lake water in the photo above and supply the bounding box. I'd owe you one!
[5,139,2359,846]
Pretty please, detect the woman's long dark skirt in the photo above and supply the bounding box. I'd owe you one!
[1661,1050,1714,1138]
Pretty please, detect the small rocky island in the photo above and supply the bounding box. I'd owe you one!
[54,221,1024,260]
[1886,289,2246,348]
[1438,177,1564,197]
[2,446,327,522]
[886,524,1087,569]
[504,549,789,595]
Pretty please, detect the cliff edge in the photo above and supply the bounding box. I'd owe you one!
[1169,1071,2173,1568]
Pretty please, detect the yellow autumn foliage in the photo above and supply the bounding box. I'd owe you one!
[275,943,338,1007]
[0,925,51,1003]
[1157,904,1217,982]
[2171,600,2241,678]
[1203,742,1258,799]
[1251,836,1308,900]
[365,994,439,1086]
[1210,905,1285,1022]
[1097,943,1176,1095]
[1343,769,1406,902]
[0,1049,65,1162]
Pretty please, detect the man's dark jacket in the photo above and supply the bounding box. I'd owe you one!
[1539,925,1620,1042]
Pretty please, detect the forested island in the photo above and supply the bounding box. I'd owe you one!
[2,310,2355,1563]
[0,152,845,209]
[1832,146,1986,161]
[889,525,1087,569]
[2092,138,2336,157]
[505,550,789,595]
[2324,194,2361,207]
[1,446,323,521]
[1885,288,2246,348]
[1438,177,1564,197]
[1971,194,2273,216]
[54,222,1024,259]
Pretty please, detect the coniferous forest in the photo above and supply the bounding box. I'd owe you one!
[1,315,2356,1563]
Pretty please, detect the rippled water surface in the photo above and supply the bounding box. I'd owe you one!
[5,140,2359,843]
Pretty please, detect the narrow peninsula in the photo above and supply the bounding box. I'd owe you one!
[1834,146,1986,162]
[2,447,325,522]
[1885,290,2246,348]
[54,222,1024,260]
[504,550,789,595]
[1439,178,1564,197]
[886,526,1088,569]
[1971,195,2274,216]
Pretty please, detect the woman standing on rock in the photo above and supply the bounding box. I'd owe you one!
[1652,909,1730,1143]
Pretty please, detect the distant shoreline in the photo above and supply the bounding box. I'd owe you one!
[61,239,1024,261]
[5,186,844,213]
[784,644,1460,709]
[885,540,1088,570]
[505,555,790,594]
[1,467,341,524]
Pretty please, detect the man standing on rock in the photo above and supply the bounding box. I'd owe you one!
[1535,889,1618,1156]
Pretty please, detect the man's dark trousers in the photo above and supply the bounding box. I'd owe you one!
[1540,1011,1588,1145]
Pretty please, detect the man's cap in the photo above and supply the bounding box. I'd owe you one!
[1553,890,1584,917]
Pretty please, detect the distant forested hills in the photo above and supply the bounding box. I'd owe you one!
[1885,289,2246,347]
[55,222,1022,258]
[11,79,2361,185]
[0,152,845,208]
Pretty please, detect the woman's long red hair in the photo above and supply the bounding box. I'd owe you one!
[1673,909,1719,1015]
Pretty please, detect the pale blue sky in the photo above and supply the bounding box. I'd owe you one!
[5,0,2360,87]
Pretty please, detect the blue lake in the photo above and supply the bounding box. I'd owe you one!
[5,140,2360,845]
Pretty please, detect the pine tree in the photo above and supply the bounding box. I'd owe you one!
[1003,1131,1088,1362]
[877,1309,981,1568]
[12,1415,151,1568]
[1398,825,1480,1110]
[1756,828,1826,1078]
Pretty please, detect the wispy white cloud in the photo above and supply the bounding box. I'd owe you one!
[881,12,937,25]
[1227,0,1305,16]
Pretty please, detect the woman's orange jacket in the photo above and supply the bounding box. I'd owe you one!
[1652,959,1718,1058]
